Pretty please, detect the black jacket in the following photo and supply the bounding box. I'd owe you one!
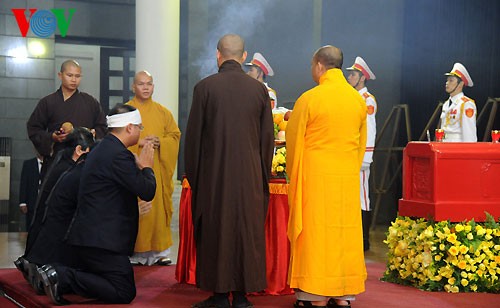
[19,158,40,229]
[66,134,156,255]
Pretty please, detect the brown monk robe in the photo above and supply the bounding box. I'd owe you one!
[185,34,274,308]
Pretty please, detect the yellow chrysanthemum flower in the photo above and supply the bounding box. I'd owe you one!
[383,216,500,293]
[447,233,457,244]
[460,278,469,287]
[459,245,469,254]
[458,260,467,270]
[475,225,485,236]
[448,246,459,256]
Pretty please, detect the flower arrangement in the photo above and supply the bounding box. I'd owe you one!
[383,214,500,293]
[271,147,286,177]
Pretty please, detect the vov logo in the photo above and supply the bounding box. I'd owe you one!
[11,8,75,38]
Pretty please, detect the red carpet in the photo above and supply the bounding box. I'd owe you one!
[0,262,498,307]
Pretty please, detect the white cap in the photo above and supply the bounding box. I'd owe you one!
[346,56,376,80]
[244,52,274,76]
[445,63,473,87]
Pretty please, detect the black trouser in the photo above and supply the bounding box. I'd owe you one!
[55,246,136,304]
[362,210,371,251]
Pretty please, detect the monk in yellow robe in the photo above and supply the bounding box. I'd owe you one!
[286,46,367,308]
[127,71,181,265]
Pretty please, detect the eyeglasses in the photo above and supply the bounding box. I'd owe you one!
[133,124,144,131]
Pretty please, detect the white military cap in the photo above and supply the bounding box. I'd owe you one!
[445,63,473,87]
[244,52,274,77]
[346,56,376,80]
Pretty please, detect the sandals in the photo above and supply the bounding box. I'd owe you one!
[294,300,327,308]
[327,298,351,308]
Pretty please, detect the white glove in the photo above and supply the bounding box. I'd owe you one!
[361,162,371,171]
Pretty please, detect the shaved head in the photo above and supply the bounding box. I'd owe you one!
[134,70,153,83]
[313,45,343,70]
[60,59,80,73]
[217,34,245,61]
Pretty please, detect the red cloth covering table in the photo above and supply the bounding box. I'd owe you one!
[175,177,293,295]
[398,142,500,221]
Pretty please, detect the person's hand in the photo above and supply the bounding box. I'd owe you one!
[150,136,160,149]
[20,205,28,214]
[138,200,153,216]
[136,141,154,169]
[52,129,69,143]
[139,136,160,149]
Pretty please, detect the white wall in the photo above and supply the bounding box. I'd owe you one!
[54,44,100,99]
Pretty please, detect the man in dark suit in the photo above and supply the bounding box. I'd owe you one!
[35,104,156,305]
[19,155,42,230]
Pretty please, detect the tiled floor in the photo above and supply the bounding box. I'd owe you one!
[0,182,389,268]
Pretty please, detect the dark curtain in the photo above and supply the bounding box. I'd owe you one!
[400,0,500,139]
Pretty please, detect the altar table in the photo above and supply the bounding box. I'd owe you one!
[175,177,293,295]
[398,142,500,221]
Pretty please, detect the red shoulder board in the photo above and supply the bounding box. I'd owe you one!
[465,108,474,118]
[362,93,370,99]
[461,96,471,102]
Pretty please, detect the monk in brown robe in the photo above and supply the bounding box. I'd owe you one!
[184,33,274,308]
[27,59,107,179]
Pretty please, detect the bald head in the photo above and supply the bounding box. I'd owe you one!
[313,45,343,70]
[217,34,245,62]
[134,70,153,83]
[60,59,81,73]
[132,70,154,102]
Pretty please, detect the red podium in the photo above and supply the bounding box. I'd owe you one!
[399,142,500,222]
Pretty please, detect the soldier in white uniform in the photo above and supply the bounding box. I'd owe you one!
[440,63,477,142]
[346,56,377,251]
[245,52,278,109]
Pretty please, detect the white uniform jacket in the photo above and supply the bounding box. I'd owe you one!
[439,92,477,142]
[360,87,376,169]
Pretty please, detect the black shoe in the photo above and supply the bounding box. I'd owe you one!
[154,257,172,266]
[294,300,327,307]
[192,295,231,308]
[232,297,254,308]
[13,256,30,282]
[37,265,69,305]
[327,299,351,308]
[28,263,45,295]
